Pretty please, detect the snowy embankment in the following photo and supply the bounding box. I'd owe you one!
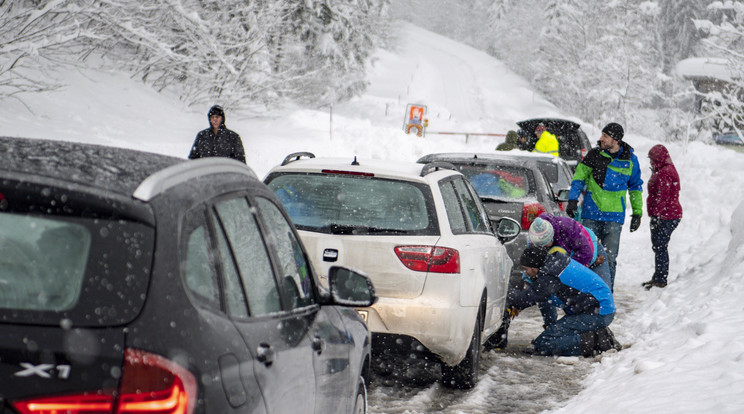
[2,22,744,413]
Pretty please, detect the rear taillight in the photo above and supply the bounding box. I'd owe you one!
[118,349,197,414]
[12,349,197,414]
[521,202,547,230]
[13,394,114,414]
[394,246,460,273]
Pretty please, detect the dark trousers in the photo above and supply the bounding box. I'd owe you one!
[534,313,614,356]
[650,217,680,285]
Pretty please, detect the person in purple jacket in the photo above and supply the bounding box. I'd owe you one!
[529,214,611,289]
[526,214,612,328]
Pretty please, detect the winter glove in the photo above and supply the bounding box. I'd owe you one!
[629,214,641,232]
[566,199,579,219]
[506,307,520,319]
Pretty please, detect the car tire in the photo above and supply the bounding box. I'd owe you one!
[352,376,367,414]
[441,307,482,389]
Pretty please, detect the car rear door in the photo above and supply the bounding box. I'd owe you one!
[438,176,508,330]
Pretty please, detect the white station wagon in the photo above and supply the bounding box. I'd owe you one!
[264,153,519,389]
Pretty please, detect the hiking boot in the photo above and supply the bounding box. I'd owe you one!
[595,327,622,353]
[642,280,667,290]
[579,331,595,357]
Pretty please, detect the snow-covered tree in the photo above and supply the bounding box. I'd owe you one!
[658,0,708,74]
[693,1,744,139]
[0,0,94,99]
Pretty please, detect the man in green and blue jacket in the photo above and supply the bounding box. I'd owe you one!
[566,122,643,290]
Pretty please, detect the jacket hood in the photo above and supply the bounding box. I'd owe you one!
[208,105,226,129]
[649,144,672,172]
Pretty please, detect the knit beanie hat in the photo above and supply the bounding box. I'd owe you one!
[602,122,624,141]
[520,245,548,268]
[528,217,554,247]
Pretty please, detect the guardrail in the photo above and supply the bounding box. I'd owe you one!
[426,131,506,143]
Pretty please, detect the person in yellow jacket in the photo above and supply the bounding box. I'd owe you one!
[533,123,560,157]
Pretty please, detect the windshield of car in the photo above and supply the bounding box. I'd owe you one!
[455,165,532,199]
[266,173,438,235]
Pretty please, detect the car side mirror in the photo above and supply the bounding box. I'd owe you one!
[328,266,377,307]
[555,189,570,202]
[494,217,521,244]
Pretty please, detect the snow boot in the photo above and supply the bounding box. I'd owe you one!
[579,332,595,357]
[594,327,622,353]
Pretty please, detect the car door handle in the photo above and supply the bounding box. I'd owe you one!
[312,336,323,355]
[256,343,274,367]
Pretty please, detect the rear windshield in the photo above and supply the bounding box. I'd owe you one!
[266,173,438,235]
[0,183,154,327]
[0,213,91,311]
[455,165,533,199]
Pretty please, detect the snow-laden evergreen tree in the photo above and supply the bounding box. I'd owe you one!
[694,1,744,139]
[272,0,390,105]
[659,0,708,74]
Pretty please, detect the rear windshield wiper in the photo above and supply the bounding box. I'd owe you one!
[327,224,408,235]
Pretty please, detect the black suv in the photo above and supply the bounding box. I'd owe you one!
[0,137,376,414]
[516,118,593,168]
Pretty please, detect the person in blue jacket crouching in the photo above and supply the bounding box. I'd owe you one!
[510,245,621,357]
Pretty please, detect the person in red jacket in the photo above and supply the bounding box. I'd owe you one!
[642,144,682,289]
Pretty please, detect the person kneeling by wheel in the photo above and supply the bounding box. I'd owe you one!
[509,245,621,357]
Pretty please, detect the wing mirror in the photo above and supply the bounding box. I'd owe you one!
[493,217,521,244]
[328,266,377,307]
[555,188,570,203]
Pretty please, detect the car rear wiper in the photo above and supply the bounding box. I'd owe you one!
[327,224,408,235]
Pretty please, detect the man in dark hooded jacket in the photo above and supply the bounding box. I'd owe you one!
[188,105,246,163]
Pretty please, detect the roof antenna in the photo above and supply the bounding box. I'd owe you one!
[351,156,360,166]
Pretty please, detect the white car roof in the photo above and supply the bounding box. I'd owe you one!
[267,156,461,182]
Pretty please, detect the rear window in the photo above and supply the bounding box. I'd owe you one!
[0,183,154,327]
[0,213,91,312]
[266,173,438,235]
[455,165,532,199]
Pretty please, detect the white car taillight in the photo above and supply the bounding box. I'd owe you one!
[394,245,460,273]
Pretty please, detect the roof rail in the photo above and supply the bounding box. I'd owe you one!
[133,158,258,201]
[420,161,457,177]
[281,152,315,166]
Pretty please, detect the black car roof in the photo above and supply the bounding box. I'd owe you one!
[0,137,259,203]
[0,136,184,197]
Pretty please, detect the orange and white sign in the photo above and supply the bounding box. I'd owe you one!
[403,104,428,137]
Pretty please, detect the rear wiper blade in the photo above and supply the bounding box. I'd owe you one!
[327,224,407,235]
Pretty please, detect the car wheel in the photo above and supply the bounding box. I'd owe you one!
[441,307,482,389]
[352,376,367,414]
